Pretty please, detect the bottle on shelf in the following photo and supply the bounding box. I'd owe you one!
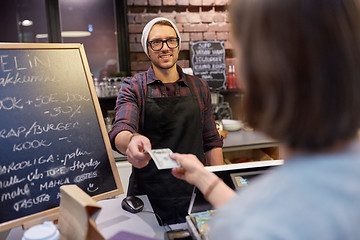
[226,65,238,89]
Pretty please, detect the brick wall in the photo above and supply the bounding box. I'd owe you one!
[127,0,236,75]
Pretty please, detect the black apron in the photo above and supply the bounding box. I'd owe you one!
[127,75,205,225]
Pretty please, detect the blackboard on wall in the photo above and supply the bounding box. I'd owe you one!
[0,43,123,231]
[189,41,226,90]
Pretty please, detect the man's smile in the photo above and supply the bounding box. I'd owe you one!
[159,54,171,57]
[159,54,172,59]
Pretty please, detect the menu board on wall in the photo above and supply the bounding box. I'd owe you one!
[189,41,226,90]
[0,43,123,231]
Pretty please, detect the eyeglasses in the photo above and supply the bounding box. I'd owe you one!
[147,38,179,51]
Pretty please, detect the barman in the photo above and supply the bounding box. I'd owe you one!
[109,17,223,224]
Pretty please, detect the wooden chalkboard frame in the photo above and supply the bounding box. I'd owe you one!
[0,43,123,232]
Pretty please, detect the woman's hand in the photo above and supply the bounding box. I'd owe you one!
[170,153,209,185]
[170,152,236,208]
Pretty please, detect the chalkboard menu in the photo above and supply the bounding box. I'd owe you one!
[189,41,226,90]
[0,43,122,231]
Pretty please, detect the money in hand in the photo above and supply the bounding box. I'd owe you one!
[147,148,180,170]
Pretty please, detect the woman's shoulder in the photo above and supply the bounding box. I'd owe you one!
[211,155,360,238]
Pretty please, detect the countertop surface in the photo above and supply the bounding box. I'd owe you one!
[222,130,278,152]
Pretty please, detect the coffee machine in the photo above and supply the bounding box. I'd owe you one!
[211,92,232,121]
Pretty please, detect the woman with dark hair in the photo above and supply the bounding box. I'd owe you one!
[170,0,360,238]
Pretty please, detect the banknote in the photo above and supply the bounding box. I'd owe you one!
[146,148,179,170]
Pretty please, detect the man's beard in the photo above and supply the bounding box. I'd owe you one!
[152,57,177,70]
